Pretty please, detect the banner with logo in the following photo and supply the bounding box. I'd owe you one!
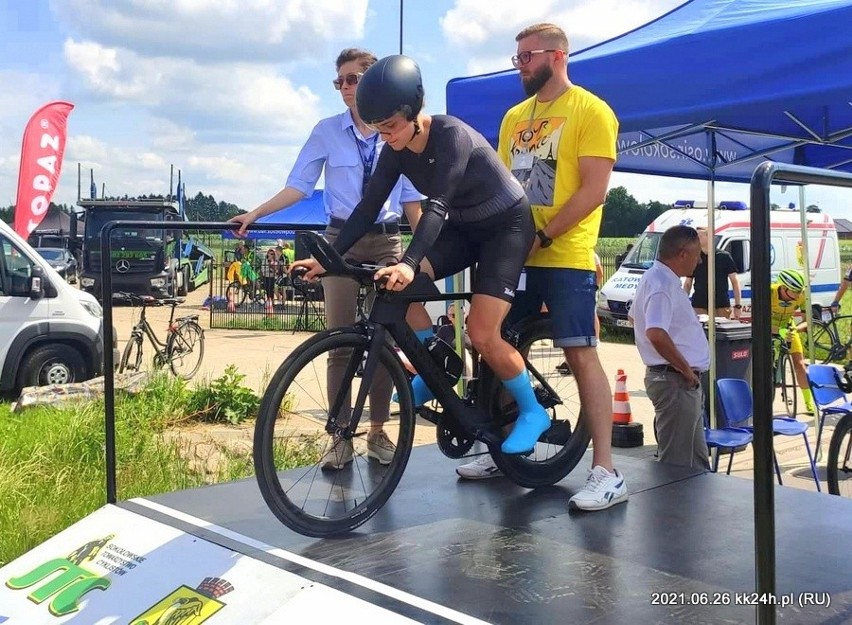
[13,101,74,238]
[0,505,417,624]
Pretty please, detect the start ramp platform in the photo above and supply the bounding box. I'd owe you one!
[2,445,852,624]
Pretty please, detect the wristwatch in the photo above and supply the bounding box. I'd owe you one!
[536,229,553,248]
[733,304,743,309]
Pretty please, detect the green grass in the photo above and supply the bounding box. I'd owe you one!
[0,375,257,566]
[215,315,325,331]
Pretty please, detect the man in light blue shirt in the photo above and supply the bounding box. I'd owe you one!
[230,48,422,470]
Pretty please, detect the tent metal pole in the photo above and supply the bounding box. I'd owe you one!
[797,186,818,460]
[706,132,718,429]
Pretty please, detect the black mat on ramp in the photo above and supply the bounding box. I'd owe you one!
[132,445,852,624]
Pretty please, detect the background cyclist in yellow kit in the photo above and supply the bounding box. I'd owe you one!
[771,268,815,415]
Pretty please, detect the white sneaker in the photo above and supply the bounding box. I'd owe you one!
[568,465,628,511]
[456,454,503,480]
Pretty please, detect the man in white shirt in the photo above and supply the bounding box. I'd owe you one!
[629,225,710,469]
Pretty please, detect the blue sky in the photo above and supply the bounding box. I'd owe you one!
[1,0,849,220]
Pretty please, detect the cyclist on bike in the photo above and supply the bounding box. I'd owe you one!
[293,54,552,455]
[772,268,816,414]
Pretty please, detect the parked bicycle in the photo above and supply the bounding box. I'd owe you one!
[806,304,852,364]
[253,232,585,537]
[116,292,205,380]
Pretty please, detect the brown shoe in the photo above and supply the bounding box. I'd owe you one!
[320,438,354,470]
[366,430,396,465]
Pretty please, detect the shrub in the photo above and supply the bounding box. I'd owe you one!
[187,365,260,425]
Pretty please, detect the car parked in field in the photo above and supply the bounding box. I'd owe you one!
[34,247,78,283]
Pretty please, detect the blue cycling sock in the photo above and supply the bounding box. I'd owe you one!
[410,328,436,406]
[501,370,550,454]
[414,328,434,343]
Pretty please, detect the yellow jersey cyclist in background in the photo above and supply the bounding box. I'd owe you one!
[771,268,815,415]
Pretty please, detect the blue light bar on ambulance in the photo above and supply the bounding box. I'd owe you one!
[673,200,694,208]
[718,201,747,210]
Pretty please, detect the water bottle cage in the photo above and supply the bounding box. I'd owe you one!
[425,336,464,386]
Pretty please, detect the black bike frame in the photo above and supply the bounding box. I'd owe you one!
[330,274,497,447]
[134,301,181,352]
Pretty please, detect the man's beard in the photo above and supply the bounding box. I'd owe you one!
[522,64,553,97]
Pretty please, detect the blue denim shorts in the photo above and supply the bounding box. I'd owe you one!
[507,266,598,347]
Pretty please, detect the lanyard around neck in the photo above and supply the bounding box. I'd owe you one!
[349,127,379,197]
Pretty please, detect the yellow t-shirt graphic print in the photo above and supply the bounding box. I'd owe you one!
[499,85,618,271]
[509,116,566,207]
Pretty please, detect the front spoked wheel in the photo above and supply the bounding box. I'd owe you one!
[119,335,143,373]
[167,321,205,379]
[827,412,852,497]
[254,329,415,537]
[226,281,248,307]
[483,316,590,488]
[805,320,838,364]
[777,352,798,417]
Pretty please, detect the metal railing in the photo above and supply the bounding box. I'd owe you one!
[750,163,852,625]
[100,221,317,504]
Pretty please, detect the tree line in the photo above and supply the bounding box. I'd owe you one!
[0,192,242,226]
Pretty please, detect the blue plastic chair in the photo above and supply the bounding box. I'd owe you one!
[705,383,754,475]
[806,364,852,455]
[716,378,821,491]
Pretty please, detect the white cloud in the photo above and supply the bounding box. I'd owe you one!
[50,0,369,63]
[63,38,322,144]
[441,0,684,74]
[0,71,68,206]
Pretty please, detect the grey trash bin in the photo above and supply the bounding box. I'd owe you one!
[703,322,753,425]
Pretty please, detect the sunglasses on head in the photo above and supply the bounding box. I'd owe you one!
[333,72,363,90]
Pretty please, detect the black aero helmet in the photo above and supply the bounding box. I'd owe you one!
[356,54,424,125]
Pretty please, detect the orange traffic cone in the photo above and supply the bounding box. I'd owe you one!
[612,369,632,424]
[612,369,644,448]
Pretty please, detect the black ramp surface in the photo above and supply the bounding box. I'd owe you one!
[138,445,852,624]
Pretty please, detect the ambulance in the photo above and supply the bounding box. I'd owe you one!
[596,202,842,328]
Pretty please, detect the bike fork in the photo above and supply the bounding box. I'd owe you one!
[325,326,386,439]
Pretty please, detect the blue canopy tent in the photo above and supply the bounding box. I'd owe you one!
[222,190,327,240]
[446,0,852,182]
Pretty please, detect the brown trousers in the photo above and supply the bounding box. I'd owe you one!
[323,227,402,425]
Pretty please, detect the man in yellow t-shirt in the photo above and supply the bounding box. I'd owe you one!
[771,268,815,414]
[456,22,625,512]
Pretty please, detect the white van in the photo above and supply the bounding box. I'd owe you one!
[0,219,110,395]
[597,205,842,327]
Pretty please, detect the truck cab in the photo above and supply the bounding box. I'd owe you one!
[77,199,184,301]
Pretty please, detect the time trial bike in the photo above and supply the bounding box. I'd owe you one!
[253,232,588,537]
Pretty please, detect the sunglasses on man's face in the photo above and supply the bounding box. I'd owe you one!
[333,72,363,90]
